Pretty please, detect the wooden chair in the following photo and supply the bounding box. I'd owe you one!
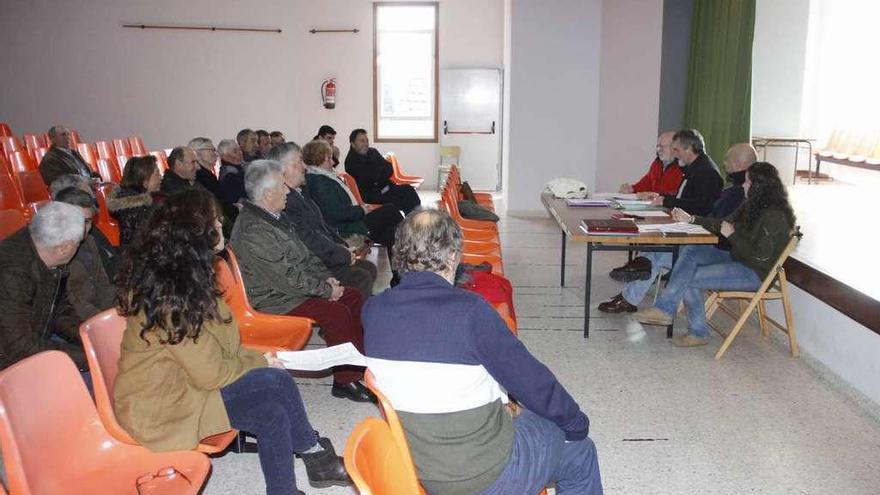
[214,249,314,351]
[0,351,210,495]
[0,209,27,241]
[705,229,802,360]
[79,310,240,454]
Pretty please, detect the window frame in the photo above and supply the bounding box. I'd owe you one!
[372,1,440,144]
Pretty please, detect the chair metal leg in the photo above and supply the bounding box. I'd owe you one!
[779,270,799,357]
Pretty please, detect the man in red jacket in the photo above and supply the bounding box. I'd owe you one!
[618,131,683,195]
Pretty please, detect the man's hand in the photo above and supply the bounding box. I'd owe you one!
[619,183,633,193]
[329,284,345,301]
[637,191,658,201]
[264,352,286,369]
[671,207,694,223]
[503,401,521,418]
[720,221,735,238]
[650,195,664,206]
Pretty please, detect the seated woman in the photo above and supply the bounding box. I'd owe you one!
[302,139,403,284]
[634,162,796,347]
[107,155,164,247]
[112,190,350,495]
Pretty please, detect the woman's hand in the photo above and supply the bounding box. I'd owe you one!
[671,207,694,223]
[720,221,735,238]
[264,353,285,369]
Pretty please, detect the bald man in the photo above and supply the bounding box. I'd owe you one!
[599,142,757,314]
[619,131,683,196]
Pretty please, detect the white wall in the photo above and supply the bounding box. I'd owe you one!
[595,0,664,192]
[505,0,602,214]
[0,0,503,189]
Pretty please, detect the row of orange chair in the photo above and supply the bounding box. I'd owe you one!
[384,152,424,188]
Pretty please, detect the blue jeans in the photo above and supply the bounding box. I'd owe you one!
[622,252,672,305]
[655,245,761,338]
[222,368,318,495]
[479,410,603,495]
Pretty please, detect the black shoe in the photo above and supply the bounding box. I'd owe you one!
[331,380,377,403]
[609,256,653,282]
[597,293,638,313]
[300,440,352,488]
[390,271,401,287]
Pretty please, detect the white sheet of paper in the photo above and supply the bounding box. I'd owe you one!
[621,210,669,217]
[592,192,640,200]
[637,222,711,235]
[276,343,367,371]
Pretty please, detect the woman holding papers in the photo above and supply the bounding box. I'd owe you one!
[113,190,350,494]
[635,162,796,347]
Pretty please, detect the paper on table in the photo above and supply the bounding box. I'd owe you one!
[592,192,640,200]
[276,343,366,371]
[637,222,711,235]
[620,210,669,217]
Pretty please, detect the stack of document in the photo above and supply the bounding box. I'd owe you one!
[591,192,640,201]
[637,222,711,235]
[277,343,367,371]
[566,198,612,207]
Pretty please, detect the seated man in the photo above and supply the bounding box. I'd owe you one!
[189,137,238,234]
[256,129,272,159]
[315,125,341,166]
[49,174,117,276]
[237,128,260,163]
[618,131,683,196]
[269,130,286,148]
[160,146,201,195]
[344,128,421,214]
[269,142,378,297]
[38,125,102,186]
[54,187,116,319]
[599,143,756,313]
[229,160,375,403]
[0,202,89,371]
[363,209,603,495]
[218,138,247,206]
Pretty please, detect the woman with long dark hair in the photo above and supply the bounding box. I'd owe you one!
[112,190,350,495]
[635,162,797,346]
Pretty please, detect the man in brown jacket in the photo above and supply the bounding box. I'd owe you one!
[0,202,88,370]
[38,125,102,187]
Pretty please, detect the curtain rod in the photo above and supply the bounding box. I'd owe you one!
[309,28,359,34]
[122,24,282,34]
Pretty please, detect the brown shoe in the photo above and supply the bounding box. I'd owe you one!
[635,307,673,326]
[609,256,653,282]
[671,333,708,347]
[598,293,637,313]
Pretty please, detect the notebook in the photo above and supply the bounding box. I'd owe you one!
[580,219,639,235]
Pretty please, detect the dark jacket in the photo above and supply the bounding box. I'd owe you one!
[305,171,369,237]
[87,227,118,278]
[196,166,238,235]
[283,187,352,268]
[219,160,247,206]
[708,169,747,251]
[38,145,101,186]
[0,228,86,370]
[661,153,723,216]
[344,147,394,204]
[160,170,200,196]
[229,202,333,313]
[696,207,794,280]
[107,187,163,247]
[67,234,116,320]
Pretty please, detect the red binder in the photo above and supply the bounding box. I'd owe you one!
[580,219,638,234]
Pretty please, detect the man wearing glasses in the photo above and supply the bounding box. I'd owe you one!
[189,137,239,235]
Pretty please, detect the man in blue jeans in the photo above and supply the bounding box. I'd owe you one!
[598,143,756,315]
[363,209,602,495]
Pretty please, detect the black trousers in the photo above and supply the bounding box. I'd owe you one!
[379,184,421,215]
[363,204,403,247]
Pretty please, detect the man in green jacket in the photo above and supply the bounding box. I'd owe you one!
[229,160,375,403]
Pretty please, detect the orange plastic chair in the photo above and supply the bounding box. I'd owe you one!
[17,170,50,203]
[0,173,26,213]
[384,153,424,188]
[0,351,211,495]
[77,142,99,172]
[0,209,27,241]
[113,138,133,157]
[96,140,119,168]
[80,310,240,454]
[129,136,147,155]
[337,172,383,208]
[22,134,46,161]
[0,123,11,137]
[0,154,11,176]
[441,188,499,233]
[150,150,169,174]
[8,151,37,174]
[344,417,423,495]
[214,249,314,351]
[0,136,23,157]
[69,129,82,147]
[33,147,48,164]
[94,183,121,246]
[24,201,47,218]
[449,165,494,206]
[437,195,500,244]
[97,158,122,183]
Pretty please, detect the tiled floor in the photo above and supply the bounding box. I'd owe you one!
[203,210,880,494]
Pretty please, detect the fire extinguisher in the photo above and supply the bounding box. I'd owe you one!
[321,78,336,109]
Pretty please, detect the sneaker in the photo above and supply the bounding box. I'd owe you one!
[635,307,673,326]
[671,333,708,347]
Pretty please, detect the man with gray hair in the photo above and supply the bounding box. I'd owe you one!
[0,201,89,371]
[218,138,247,206]
[270,142,378,296]
[189,137,238,235]
[48,173,92,198]
[38,125,102,187]
[229,160,374,403]
[363,209,602,495]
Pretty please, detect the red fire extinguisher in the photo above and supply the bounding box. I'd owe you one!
[321,78,336,109]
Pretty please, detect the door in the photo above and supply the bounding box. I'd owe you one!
[440,68,503,190]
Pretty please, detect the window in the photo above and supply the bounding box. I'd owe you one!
[373,2,439,142]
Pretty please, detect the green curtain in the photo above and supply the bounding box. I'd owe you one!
[683,0,756,165]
